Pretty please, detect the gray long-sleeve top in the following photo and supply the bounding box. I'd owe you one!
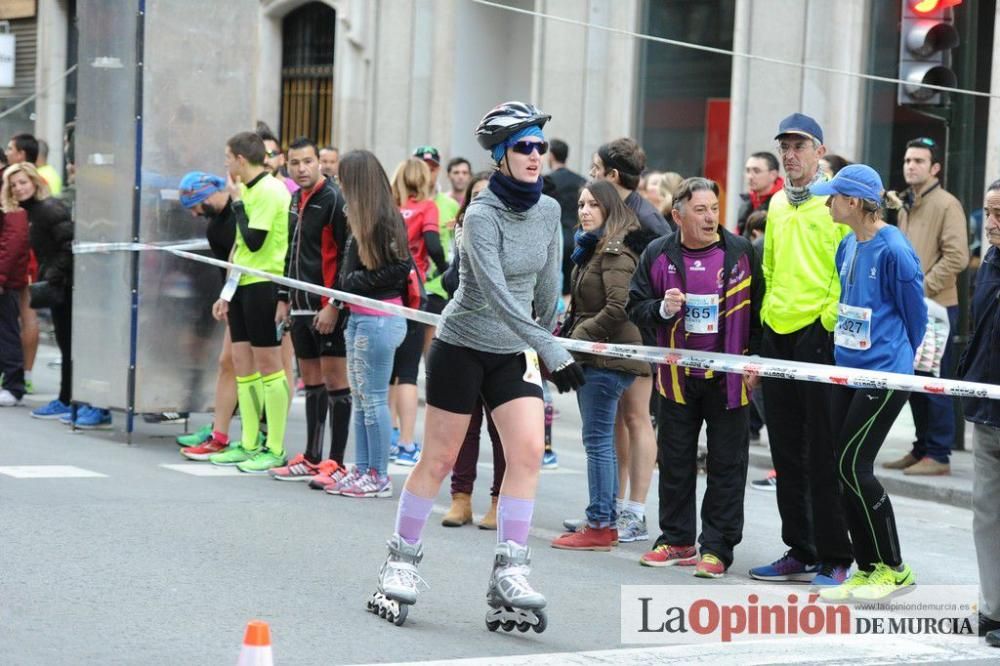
[437,186,572,371]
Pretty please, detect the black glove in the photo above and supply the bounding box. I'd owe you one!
[551,360,586,393]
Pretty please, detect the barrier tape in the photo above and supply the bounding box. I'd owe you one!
[74,239,1000,400]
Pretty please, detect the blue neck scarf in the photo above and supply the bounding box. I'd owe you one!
[571,228,604,266]
[488,170,543,212]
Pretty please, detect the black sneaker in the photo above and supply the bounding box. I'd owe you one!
[751,469,777,491]
[143,411,188,424]
[979,613,1000,637]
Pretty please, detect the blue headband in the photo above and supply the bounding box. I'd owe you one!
[491,125,545,163]
[178,171,226,208]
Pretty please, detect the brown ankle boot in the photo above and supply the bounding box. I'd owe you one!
[903,457,950,476]
[442,492,473,527]
[882,453,919,470]
[478,496,498,530]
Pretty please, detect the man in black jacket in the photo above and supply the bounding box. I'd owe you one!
[271,137,353,480]
[590,137,673,237]
[545,139,586,295]
[957,178,1000,648]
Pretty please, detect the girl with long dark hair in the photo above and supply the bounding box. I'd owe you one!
[328,150,410,498]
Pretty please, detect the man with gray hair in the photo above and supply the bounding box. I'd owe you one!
[748,113,854,587]
[956,178,1000,646]
[628,177,763,578]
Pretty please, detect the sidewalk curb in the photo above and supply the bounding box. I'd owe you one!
[748,447,972,510]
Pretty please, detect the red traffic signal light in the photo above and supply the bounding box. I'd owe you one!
[911,0,963,14]
[899,0,961,105]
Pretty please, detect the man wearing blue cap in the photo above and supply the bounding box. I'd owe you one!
[748,113,854,587]
[174,171,245,459]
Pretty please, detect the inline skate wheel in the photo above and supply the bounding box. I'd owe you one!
[517,622,530,632]
[532,610,547,634]
[502,620,516,632]
[486,619,500,632]
[380,606,388,619]
[394,604,408,626]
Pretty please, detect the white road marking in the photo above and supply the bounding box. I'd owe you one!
[387,461,582,476]
[159,463,253,477]
[0,465,107,479]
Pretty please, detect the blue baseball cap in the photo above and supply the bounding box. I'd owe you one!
[178,171,225,208]
[774,113,824,145]
[810,164,884,203]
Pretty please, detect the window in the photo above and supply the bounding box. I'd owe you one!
[280,2,336,147]
[635,0,735,176]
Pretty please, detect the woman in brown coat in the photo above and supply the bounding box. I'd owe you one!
[551,179,653,551]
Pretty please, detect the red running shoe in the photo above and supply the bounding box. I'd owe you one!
[269,453,325,481]
[639,544,698,567]
[180,435,230,461]
[308,460,345,490]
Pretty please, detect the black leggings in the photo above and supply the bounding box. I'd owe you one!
[831,386,910,570]
[50,297,72,405]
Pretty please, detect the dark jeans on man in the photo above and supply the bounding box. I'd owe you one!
[761,320,853,567]
[450,399,505,497]
[0,289,25,399]
[655,378,749,568]
[50,295,73,405]
[908,304,959,464]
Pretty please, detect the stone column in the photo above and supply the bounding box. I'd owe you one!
[34,0,69,173]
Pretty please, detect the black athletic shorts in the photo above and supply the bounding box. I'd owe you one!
[425,294,448,316]
[390,320,424,385]
[290,310,347,359]
[425,338,544,415]
[228,281,281,348]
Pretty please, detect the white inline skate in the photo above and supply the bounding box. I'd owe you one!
[485,540,547,634]
[368,534,426,626]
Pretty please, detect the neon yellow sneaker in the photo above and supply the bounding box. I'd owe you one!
[850,563,914,601]
[236,450,287,474]
[819,569,869,602]
[209,445,258,466]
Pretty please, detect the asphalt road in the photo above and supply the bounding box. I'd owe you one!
[0,346,996,665]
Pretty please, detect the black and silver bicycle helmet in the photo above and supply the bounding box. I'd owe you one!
[474,101,551,150]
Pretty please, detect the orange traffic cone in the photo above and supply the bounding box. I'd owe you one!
[237,620,274,666]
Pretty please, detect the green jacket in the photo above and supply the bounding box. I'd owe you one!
[425,192,460,299]
[761,189,849,333]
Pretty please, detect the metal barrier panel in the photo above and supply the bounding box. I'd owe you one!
[73,0,139,410]
[74,0,258,414]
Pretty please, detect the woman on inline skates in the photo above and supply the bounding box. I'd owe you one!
[368,101,585,630]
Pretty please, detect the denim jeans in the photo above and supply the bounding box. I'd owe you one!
[909,304,959,463]
[346,313,407,475]
[576,365,634,527]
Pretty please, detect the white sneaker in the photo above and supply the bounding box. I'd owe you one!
[0,389,21,407]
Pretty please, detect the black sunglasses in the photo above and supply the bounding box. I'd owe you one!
[265,149,281,158]
[510,140,548,156]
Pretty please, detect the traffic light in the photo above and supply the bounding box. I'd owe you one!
[898,0,961,106]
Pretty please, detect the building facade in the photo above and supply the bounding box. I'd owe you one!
[17,0,1000,223]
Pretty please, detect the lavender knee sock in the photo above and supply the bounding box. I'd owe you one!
[497,495,535,546]
[395,489,435,544]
